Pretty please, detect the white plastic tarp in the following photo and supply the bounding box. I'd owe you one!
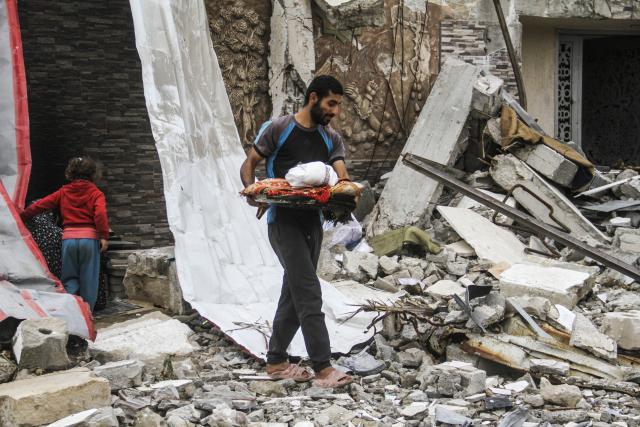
[0,0,30,210]
[129,0,395,358]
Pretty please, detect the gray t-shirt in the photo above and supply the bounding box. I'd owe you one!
[253,114,346,179]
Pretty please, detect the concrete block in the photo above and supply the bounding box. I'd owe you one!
[601,311,640,351]
[490,154,609,245]
[513,144,579,187]
[499,263,595,309]
[417,361,486,397]
[269,0,315,117]
[569,313,617,361]
[540,377,582,407]
[368,58,481,236]
[123,247,188,315]
[89,312,198,366]
[437,206,527,266]
[93,359,145,391]
[342,251,378,280]
[471,72,503,117]
[0,367,110,426]
[12,318,70,371]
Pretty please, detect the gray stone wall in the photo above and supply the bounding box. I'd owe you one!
[18,0,171,248]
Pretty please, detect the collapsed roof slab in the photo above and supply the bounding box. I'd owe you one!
[269,0,315,117]
[490,154,610,245]
[367,58,482,237]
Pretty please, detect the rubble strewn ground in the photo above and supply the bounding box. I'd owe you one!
[2,53,640,427]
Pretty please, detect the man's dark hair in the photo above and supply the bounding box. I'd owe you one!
[304,75,344,105]
[65,156,100,182]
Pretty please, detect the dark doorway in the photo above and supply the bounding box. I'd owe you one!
[581,35,640,166]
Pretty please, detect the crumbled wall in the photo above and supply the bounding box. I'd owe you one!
[440,19,518,98]
[314,0,442,183]
[18,0,171,248]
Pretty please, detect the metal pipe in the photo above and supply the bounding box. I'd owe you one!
[491,0,527,109]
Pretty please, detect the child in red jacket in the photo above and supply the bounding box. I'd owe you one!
[21,157,109,311]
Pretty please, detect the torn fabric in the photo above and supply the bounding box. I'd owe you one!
[129,0,389,358]
[0,182,95,340]
[0,0,30,210]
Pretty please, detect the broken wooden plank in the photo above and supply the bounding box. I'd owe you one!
[367,58,481,237]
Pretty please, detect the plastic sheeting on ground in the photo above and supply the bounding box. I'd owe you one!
[0,182,95,339]
[0,0,30,210]
[129,0,397,358]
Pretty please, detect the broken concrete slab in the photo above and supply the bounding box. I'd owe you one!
[47,407,118,427]
[378,255,400,275]
[269,0,315,117]
[12,317,70,371]
[490,154,609,245]
[499,263,595,309]
[570,313,617,361]
[506,296,557,320]
[0,367,110,426]
[342,251,379,281]
[367,58,481,237]
[418,361,486,398]
[601,311,640,351]
[512,143,579,188]
[472,71,503,117]
[123,247,188,315]
[93,359,145,391]
[425,279,465,298]
[89,312,199,366]
[437,206,527,266]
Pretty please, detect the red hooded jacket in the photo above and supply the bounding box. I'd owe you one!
[21,180,109,240]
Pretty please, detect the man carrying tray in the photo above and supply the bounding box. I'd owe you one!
[240,75,353,388]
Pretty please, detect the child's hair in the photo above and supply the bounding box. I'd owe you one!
[65,157,99,182]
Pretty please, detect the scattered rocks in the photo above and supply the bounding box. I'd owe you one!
[539,377,582,407]
[93,359,145,391]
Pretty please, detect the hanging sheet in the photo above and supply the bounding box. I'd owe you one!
[129,0,394,358]
[0,0,30,210]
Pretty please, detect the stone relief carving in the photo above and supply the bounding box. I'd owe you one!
[205,0,272,148]
[314,1,441,166]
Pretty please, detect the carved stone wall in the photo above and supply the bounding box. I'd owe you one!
[313,1,441,183]
[204,0,272,148]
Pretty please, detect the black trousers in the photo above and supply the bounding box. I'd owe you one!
[266,212,331,373]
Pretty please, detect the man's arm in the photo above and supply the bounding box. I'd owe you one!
[240,147,264,188]
[331,159,350,181]
[240,148,266,207]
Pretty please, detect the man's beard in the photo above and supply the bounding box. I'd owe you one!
[310,103,332,126]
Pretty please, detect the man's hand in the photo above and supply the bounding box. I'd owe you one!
[100,239,109,253]
[246,196,267,208]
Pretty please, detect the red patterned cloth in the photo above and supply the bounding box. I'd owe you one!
[242,179,331,204]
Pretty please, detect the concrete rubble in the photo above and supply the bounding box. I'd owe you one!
[12,317,70,371]
[123,247,189,315]
[3,18,640,427]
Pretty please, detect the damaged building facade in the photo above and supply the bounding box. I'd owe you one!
[2,0,640,426]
